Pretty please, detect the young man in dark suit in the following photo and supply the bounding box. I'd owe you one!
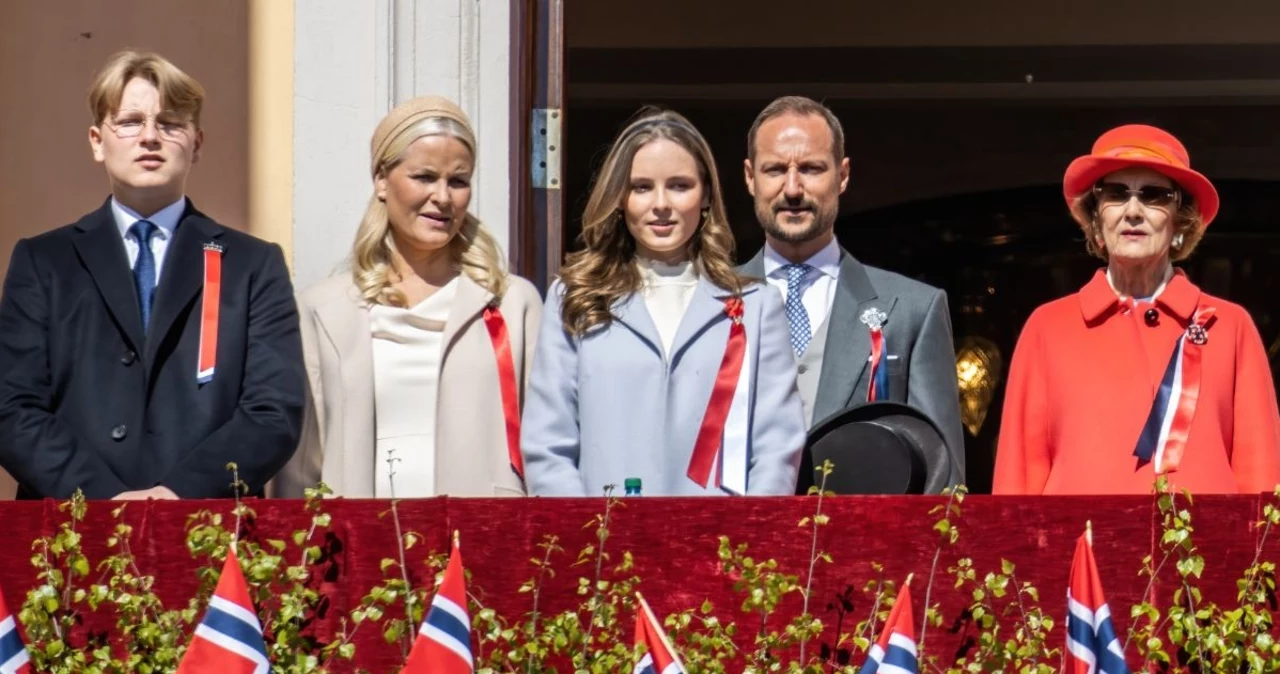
[0,51,305,499]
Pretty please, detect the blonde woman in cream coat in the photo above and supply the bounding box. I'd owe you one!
[274,96,541,498]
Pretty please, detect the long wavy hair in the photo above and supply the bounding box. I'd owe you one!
[351,117,508,307]
[559,109,744,336]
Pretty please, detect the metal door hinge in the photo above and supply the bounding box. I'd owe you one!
[532,108,562,190]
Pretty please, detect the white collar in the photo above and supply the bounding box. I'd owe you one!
[111,196,186,240]
[763,237,841,279]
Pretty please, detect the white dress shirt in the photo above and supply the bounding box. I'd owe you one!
[111,196,186,283]
[763,238,841,331]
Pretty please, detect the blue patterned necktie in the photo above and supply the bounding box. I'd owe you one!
[783,263,813,355]
[130,219,158,334]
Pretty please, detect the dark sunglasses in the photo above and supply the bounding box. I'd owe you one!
[1092,182,1181,209]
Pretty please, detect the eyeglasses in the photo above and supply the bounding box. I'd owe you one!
[1092,182,1181,210]
[105,110,193,140]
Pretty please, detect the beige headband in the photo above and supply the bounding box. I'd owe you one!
[369,95,474,178]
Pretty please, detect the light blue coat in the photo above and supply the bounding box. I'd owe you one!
[521,276,805,496]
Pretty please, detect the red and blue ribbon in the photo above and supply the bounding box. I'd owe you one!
[1133,307,1214,473]
[867,327,889,402]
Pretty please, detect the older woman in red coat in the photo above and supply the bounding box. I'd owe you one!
[993,124,1280,495]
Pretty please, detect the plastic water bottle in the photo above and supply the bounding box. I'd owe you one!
[624,478,642,496]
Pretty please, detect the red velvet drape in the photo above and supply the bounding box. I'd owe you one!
[0,495,1265,672]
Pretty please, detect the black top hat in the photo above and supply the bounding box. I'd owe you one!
[796,401,952,495]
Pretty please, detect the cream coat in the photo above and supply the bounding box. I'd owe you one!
[272,272,542,497]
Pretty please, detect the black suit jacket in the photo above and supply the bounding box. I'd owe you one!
[0,198,305,499]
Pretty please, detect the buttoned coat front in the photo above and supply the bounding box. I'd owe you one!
[521,277,806,496]
[994,270,1280,494]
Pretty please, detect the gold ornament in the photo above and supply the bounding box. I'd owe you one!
[955,336,1003,436]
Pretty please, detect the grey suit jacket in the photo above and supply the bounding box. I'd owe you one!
[742,246,965,487]
[521,277,806,496]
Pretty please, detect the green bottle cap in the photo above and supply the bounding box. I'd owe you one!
[624,478,642,490]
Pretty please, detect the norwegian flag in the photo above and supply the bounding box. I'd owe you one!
[177,548,269,674]
[402,536,473,674]
[633,593,685,674]
[0,586,30,674]
[1066,525,1130,674]
[858,577,918,674]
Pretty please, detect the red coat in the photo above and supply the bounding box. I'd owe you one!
[993,270,1280,494]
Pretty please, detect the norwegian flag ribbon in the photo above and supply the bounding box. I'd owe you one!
[633,593,686,674]
[176,548,269,674]
[0,585,30,674]
[402,535,473,674]
[1132,306,1215,473]
[858,576,918,674]
[861,307,890,402]
[867,327,889,402]
[196,243,224,385]
[1066,525,1130,674]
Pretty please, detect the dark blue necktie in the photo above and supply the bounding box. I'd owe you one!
[129,220,158,333]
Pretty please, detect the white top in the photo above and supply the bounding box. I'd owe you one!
[763,238,841,332]
[369,277,459,498]
[111,196,186,282]
[639,258,698,356]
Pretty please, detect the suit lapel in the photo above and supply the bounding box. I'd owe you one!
[145,204,223,365]
[441,275,492,361]
[312,282,375,493]
[71,200,145,350]
[611,292,663,360]
[668,276,743,365]
[813,251,896,419]
[739,249,766,278]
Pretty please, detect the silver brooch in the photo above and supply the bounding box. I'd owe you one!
[1186,324,1208,346]
[860,307,888,331]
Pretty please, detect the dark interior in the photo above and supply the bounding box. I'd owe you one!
[563,41,1280,492]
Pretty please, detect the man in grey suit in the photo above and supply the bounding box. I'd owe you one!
[739,96,965,489]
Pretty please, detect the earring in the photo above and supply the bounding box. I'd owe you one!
[1173,233,1185,249]
[700,208,710,222]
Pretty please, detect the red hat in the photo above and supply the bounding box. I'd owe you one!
[1063,124,1219,226]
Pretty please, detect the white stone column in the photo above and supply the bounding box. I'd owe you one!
[293,0,512,289]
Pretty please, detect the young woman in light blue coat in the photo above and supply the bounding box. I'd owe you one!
[521,109,805,496]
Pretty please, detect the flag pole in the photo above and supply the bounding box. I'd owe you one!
[636,591,688,671]
[1085,520,1093,547]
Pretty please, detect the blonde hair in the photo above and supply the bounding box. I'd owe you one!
[352,116,508,307]
[1070,186,1206,263]
[559,108,744,336]
[88,51,205,126]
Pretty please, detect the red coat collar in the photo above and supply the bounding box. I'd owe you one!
[1078,268,1202,323]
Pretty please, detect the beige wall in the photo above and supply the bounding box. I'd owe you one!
[0,0,250,274]
[0,0,250,498]
[569,0,1280,48]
